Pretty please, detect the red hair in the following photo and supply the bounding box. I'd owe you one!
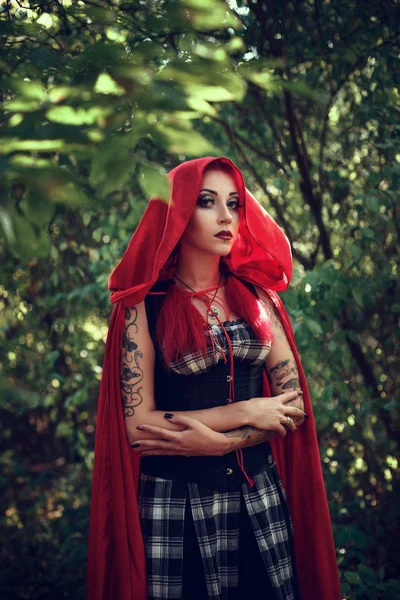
[156,160,271,363]
[156,274,272,364]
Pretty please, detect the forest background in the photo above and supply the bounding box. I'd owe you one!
[0,0,399,598]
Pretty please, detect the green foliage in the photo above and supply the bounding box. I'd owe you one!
[1,0,399,598]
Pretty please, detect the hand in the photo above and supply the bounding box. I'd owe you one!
[285,393,305,428]
[248,391,307,436]
[131,414,230,457]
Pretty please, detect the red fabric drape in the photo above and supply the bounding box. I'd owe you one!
[87,157,341,600]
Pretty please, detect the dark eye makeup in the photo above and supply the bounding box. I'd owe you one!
[196,195,242,209]
[197,195,215,207]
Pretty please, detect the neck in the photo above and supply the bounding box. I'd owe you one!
[175,246,222,290]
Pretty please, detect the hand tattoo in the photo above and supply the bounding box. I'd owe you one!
[120,307,144,418]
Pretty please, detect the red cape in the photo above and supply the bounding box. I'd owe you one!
[87,157,341,599]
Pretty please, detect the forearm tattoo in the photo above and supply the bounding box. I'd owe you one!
[223,426,275,453]
[120,307,144,418]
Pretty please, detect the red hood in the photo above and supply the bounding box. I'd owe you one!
[109,157,292,306]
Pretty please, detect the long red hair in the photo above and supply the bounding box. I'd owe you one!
[156,273,272,364]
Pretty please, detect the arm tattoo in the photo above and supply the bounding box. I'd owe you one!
[269,359,300,390]
[259,293,302,392]
[223,426,276,453]
[120,306,144,418]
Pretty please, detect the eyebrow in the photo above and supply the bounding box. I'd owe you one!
[200,188,239,196]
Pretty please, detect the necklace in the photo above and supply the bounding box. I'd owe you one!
[174,274,223,320]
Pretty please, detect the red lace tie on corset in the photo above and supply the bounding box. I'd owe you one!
[187,284,255,488]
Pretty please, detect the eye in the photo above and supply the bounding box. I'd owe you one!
[197,195,215,207]
[227,198,242,210]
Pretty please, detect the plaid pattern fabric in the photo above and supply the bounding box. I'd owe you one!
[138,456,296,600]
[169,319,272,376]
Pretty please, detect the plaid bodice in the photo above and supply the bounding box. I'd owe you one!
[169,318,271,376]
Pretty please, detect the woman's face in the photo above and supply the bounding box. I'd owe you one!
[180,168,242,256]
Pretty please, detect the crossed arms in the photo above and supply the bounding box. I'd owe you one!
[120,289,305,457]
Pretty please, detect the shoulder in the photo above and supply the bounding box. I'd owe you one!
[253,285,285,334]
[123,302,148,329]
[144,279,173,332]
[253,285,273,308]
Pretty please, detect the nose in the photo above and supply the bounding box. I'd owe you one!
[218,204,233,224]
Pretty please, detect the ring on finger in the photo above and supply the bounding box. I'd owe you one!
[285,416,294,426]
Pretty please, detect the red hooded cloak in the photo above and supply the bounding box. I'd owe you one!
[87,157,341,600]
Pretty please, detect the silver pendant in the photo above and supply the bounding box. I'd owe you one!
[208,305,220,319]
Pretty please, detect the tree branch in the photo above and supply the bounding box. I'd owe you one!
[248,84,293,168]
[213,116,288,175]
[233,141,313,270]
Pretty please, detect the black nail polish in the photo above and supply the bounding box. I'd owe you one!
[130,443,140,448]
[164,412,174,419]
[304,413,309,419]
[298,391,303,395]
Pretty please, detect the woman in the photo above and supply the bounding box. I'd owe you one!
[87,157,341,600]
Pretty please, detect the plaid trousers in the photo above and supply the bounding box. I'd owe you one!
[138,456,297,600]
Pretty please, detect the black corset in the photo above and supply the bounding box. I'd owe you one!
[141,281,272,491]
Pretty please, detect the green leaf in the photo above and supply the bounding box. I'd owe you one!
[341,582,351,595]
[89,133,139,187]
[188,82,246,102]
[22,187,55,226]
[186,97,218,117]
[4,99,43,112]
[357,564,378,586]
[225,37,246,54]
[139,162,170,201]
[0,206,50,260]
[179,0,243,30]
[321,384,333,403]
[305,318,323,336]
[0,139,66,154]
[352,288,364,308]
[152,122,219,155]
[13,80,47,101]
[365,195,381,213]
[158,58,247,102]
[94,73,126,96]
[46,105,112,125]
[349,244,362,259]
[332,281,348,300]
[100,156,134,197]
[361,227,375,240]
[344,571,361,585]
[50,181,90,207]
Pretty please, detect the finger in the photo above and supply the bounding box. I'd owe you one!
[136,424,181,439]
[292,415,305,426]
[165,413,203,430]
[281,390,303,404]
[276,424,287,437]
[284,406,306,418]
[282,416,297,433]
[133,439,174,450]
